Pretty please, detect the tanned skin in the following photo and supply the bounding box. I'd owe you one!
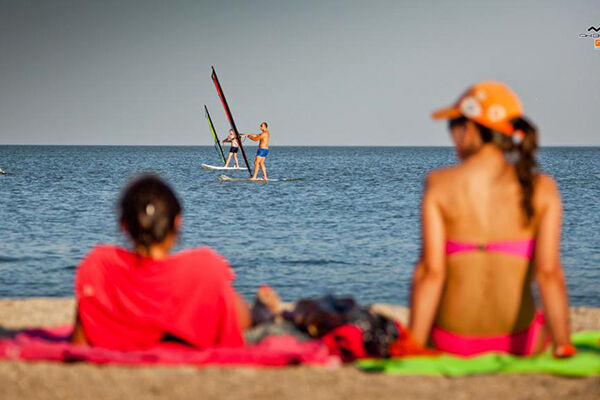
[242,123,270,181]
[409,120,572,356]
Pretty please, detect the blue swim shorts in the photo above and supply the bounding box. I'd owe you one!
[256,148,269,158]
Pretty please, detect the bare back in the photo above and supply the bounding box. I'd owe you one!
[427,153,557,335]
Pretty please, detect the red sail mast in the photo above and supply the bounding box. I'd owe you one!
[211,67,252,177]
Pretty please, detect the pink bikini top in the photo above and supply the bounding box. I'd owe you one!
[446,239,535,259]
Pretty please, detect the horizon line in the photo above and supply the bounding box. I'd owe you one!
[1,144,600,148]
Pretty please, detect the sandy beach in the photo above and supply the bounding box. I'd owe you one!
[0,298,598,400]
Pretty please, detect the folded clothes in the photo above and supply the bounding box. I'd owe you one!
[357,331,600,377]
[0,325,338,367]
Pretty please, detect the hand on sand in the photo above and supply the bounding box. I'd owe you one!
[553,343,577,358]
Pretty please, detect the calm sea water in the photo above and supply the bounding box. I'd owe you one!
[0,146,598,305]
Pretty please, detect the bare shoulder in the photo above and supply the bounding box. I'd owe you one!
[535,173,560,198]
[534,173,561,211]
[426,165,461,187]
[425,166,460,197]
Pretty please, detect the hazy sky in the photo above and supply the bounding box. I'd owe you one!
[0,0,598,146]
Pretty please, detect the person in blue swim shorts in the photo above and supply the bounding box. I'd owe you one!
[242,122,270,181]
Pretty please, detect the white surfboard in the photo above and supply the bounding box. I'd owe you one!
[219,174,263,181]
[201,164,247,171]
[219,174,304,182]
[0,168,6,175]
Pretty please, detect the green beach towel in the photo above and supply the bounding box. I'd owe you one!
[357,331,600,377]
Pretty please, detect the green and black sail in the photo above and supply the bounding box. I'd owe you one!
[204,105,226,165]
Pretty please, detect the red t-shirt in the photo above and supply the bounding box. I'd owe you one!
[75,245,244,350]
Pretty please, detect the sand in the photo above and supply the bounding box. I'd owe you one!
[1,298,599,400]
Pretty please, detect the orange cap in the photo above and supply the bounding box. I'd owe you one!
[432,81,523,135]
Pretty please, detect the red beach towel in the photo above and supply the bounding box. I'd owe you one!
[0,325,337,367]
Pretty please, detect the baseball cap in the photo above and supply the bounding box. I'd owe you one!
[432,81,523,135]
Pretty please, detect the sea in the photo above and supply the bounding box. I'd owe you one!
[0,146,598,306]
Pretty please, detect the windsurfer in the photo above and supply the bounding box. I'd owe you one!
[222,129,240,168]
[242,122,270,181]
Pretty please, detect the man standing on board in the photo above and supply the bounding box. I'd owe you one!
[222,129,240,168]
[242,122,270,181]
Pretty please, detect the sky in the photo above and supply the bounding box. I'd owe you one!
[0,0,598,146]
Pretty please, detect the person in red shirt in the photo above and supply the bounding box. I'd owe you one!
[70,174,261,350]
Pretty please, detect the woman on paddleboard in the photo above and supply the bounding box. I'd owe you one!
[409,81,575,357]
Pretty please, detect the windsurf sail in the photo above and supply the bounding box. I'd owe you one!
[211,67,253,177]
[204,105,226,165]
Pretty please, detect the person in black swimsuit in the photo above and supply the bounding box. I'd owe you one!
[222,129,240,168]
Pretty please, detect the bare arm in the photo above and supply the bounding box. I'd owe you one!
[409,174,447,345]
[243,133,264,141]
[70,303,89,345]
[534,177,572,350]
[234,292,252,331]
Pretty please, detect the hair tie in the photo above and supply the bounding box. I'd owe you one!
[145,203,155,216]
[513,129,525,145]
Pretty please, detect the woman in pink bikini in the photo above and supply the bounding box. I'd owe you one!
[409,81,575,357]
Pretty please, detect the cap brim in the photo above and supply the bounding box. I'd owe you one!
[431,106,462,120]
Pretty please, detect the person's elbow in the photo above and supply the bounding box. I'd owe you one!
[535,262,565,288]
[413,264,445,295]
[412,259,425,285]
[420,260,445,283]
[422,268,445,288]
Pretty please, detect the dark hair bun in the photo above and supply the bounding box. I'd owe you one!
[119,174,182,248]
